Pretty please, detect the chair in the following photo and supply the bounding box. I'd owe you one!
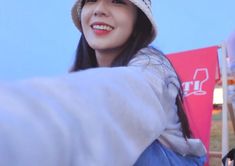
[167,46,220,166]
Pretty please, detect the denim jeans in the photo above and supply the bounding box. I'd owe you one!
[134,140,206,166]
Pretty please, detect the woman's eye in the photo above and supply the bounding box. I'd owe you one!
[112,0,126,4]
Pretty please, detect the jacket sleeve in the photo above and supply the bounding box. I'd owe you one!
[0,55,176,166]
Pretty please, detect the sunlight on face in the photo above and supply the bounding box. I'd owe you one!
[81,0,137,66]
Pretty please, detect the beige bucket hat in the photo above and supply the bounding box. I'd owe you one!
[71,0,157,43]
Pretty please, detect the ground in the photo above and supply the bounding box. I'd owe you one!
[209,110,235,166]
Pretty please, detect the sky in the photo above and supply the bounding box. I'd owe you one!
[0,0,235,80]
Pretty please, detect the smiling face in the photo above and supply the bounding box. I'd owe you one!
[81,0,137,66]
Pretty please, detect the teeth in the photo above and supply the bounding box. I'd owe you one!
[93,25,113,31]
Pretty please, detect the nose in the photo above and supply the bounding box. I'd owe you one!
[93,1,110,17]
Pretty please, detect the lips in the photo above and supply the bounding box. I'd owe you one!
[91,22,114,35]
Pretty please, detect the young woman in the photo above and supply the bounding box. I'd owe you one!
[70,0,207,165]
[0,0,206,165]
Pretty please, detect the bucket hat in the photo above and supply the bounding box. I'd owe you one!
[71,0,157,43]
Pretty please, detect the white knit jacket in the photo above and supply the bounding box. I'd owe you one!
[0,47,206,166]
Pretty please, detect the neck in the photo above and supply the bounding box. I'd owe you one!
[95,49,122,67]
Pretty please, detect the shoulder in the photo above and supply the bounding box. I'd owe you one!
[128,46,173,72]
[128,46,180,89]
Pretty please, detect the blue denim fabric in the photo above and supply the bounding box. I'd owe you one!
[134,140,206,166]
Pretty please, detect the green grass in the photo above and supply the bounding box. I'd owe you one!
[209,112,235,166]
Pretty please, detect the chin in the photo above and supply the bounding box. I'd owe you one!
[88,43,110,50]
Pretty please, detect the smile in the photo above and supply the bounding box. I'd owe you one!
[91,23,114,31]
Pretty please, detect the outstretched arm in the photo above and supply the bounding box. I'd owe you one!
[0,57,175,166]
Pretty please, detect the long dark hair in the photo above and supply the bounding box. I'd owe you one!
[70,6,192,138]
